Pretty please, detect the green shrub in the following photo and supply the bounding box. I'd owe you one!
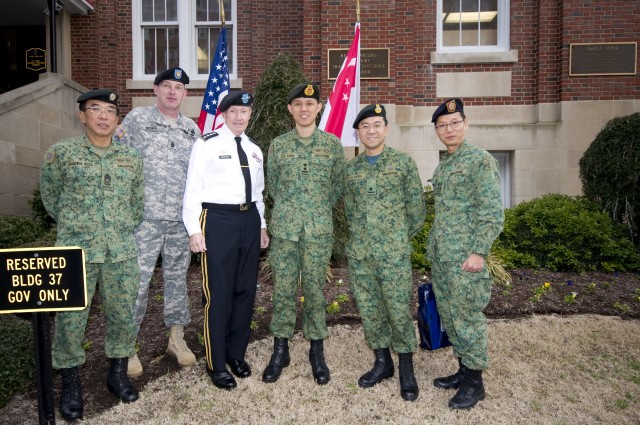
[0,314,35,408]
[29,185,55,228]
[493,194,640,272]
[0,216,51,249]
[331,199,349,267]
[410,188,435,270]
[579,112,640,248]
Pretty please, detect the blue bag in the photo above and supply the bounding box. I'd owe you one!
[417,282,451,350]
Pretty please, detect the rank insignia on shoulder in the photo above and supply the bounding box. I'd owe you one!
[45,151,56,163]
[115,126,126,138]
[203,131,219,141]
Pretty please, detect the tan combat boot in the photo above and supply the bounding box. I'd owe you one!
[127,353,143,379]
[167,325,196,367]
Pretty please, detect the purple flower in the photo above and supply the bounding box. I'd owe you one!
[567,280,573,286]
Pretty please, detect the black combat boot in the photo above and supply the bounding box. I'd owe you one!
[398,352,419,401]
[358,348,394,388]
[309,339,330,385]
[262,337,290,383]
[59,367,83,422]
[434,357,464,389]
[448,368,485,410]
[107,358,139,403]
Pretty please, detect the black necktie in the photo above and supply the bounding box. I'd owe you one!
[235,136,252,205]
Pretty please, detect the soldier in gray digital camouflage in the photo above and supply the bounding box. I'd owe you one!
[114,67,200,378]
[40,89,144,421]
[263,82,347,385]
[427,98,504,410]
[344,103,426,402]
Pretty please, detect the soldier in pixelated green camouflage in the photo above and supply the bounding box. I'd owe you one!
[427,98,504,410]
[262,83,346,386]
[344,104,426,402]
[40,89,144,421]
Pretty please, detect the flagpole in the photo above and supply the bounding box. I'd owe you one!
[355,0,360,156]
[220,0,225,28]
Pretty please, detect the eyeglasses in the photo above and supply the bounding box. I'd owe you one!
[358,122,386,131]
[84,106,118,117]
[435,120,463,132]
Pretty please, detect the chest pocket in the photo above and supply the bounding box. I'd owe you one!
[447,170,472,199]
[309,156,332,182]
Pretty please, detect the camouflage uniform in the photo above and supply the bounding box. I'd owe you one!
[267,128,346,340]
[40,134,144,369]
[344,147,425,353]
[426,141,504,370]
[114,106,199,331]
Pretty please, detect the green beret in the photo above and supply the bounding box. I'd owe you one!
[431,98,464,123]
[218,91,253,112]
[77,89,119,108]
[287,83,320,103]
[153,67,190,85]
[353,104,387,129]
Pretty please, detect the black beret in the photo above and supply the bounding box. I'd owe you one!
[353,104,387,129]
[153,67,190,85]
[218,91,253,113]
[77,89,119,107]
[287,83,320,103]
[431,98,464,123]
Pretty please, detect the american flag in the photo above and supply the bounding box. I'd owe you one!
[198,27,229,134]
[319,22,361,147]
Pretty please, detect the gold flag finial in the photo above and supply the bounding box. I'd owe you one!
[356,0,360,22]
[219,0,226,27]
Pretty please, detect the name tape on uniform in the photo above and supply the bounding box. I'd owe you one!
[0,247,87,314]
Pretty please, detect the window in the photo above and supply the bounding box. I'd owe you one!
[437,0,509,52]
[132,0,235,80]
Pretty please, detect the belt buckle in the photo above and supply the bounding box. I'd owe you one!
[239,203,248,211]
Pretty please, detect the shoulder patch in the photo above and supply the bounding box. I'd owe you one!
[202,131,219,141]
[45,150,56,164]
[115,125,126,139]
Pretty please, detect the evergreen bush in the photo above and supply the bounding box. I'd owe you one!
[246,53,349,263]
[29,185,55,228]
[579,112,640,249]
[410,188,435,270]
[0,216,51,249]
[0,314,35,408]
[493,194,640,272]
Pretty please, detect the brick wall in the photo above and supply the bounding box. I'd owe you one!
[70,0,639,117]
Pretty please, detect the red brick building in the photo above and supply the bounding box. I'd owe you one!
[0,0,638,214]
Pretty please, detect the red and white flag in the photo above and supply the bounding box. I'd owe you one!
[319,22,360,147]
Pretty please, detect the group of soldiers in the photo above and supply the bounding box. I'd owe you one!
[40,68,503,422]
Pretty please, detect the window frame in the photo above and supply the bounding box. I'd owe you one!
[131,0,237,81]
[436,0,510,53]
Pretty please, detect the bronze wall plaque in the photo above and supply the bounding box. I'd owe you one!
[328,48,390,80]
[569,42,637,76]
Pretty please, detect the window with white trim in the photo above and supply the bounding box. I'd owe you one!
[132,0,235,80]
[438,0,510,52]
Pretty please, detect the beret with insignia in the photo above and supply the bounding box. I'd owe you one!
[431,98,464,123]
[77,89,119,109]
[154,67,190,85]
[287,82,321,103]
[353,103,388,128]
[218,91,253,113]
